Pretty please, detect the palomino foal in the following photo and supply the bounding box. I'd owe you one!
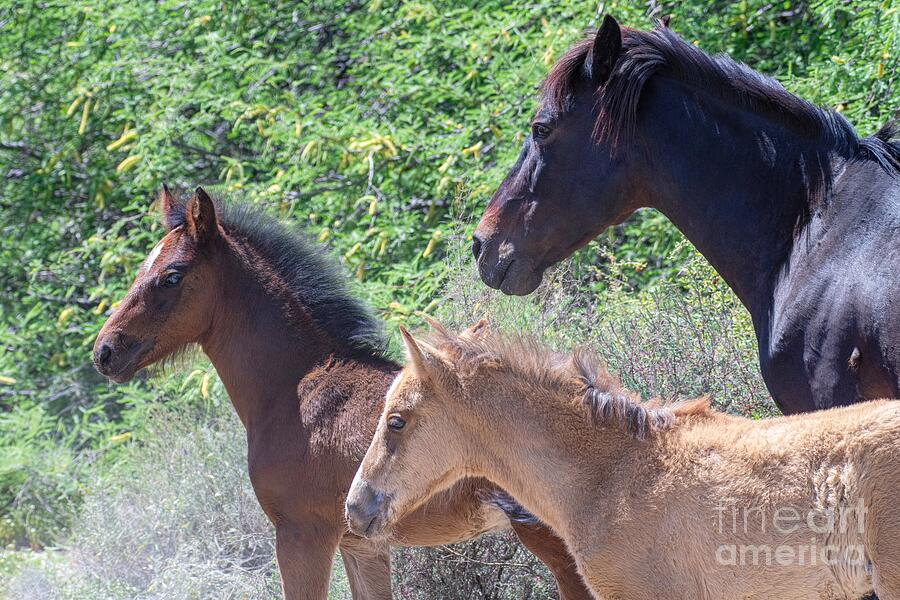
[93,188,592,600]
[347,324,900,600]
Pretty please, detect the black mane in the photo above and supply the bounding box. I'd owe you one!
[543,24,900,226]
[218,203,387,357]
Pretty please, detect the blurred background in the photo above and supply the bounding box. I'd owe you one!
[0,0,896,597]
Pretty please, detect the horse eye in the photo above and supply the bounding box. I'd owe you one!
[387,415,406,432]
[532,123,552,140]
[163,272,183,287]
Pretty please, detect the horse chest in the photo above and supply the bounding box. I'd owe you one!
[244,404,358,523]
[765,260,900,412]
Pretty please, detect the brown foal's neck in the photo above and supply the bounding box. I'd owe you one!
[199,234,339,428]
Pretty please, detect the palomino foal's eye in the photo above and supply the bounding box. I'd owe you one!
[387,415,406,432]
[162,272,183,287]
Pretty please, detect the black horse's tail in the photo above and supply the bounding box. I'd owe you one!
[478,489,540,524]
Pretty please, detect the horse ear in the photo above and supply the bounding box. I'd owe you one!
[186,186,219,242]
[422,316,448,337]
[400,326,428,375]
[159,184,185,231]
[399,326,455,385]
[461,319,489,340]
[590,15,622,85]
[660,15,672,28]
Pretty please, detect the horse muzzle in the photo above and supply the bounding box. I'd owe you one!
[92,332,146,383]
[345,480,392,539]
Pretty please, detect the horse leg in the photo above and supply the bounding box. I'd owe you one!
[339,535,392,600]
[510,520,595,600]
[275,519,342,600]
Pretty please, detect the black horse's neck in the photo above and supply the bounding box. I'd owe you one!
[634,78,849,328]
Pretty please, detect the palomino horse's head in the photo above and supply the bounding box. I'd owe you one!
[345,321,488,538]
[93,186,222,382]
[473,16,642,295]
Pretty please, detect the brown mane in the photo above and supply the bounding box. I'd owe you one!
[428,328,712,439]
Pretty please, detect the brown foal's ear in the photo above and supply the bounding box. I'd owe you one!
[159,184,186,231]
[399,326,455,385]
[590,15,622,85]
[186,186,219,242]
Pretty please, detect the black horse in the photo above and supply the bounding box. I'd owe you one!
[472,16,900,415]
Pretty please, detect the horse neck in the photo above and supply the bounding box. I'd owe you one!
[199,237,339,429]
[461,381,638,537]
[634,78,844,327]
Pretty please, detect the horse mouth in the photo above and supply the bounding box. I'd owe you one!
[95,342,150,383]
[480,258,543,296]
[106,364,140,384]
[362,515,381,538]
[347,507,390,540]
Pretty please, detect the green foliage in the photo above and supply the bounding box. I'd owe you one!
[0,0,896,558]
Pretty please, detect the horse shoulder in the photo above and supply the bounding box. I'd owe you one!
[297,356,398,453]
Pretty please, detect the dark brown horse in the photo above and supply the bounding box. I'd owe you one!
[92,187,591,600]
[472,16,900,415]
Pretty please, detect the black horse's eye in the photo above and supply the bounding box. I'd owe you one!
[163,272,183,287]
[532,123,552,140]
[387,415,406,432]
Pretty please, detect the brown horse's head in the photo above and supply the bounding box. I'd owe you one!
[93,186,222,382]
[473,16,642,295]
[345,323,487,539]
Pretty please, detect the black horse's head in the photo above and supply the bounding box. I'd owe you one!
[473,16,642,295]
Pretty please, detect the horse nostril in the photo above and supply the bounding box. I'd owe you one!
[97,343,112,367]
[472,234,484,260]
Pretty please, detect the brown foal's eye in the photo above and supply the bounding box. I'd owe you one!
[532,123,552,140]
[387,415,406,432]
[162,272,183,287]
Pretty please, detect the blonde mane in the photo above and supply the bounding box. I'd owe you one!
[427,327,712,439]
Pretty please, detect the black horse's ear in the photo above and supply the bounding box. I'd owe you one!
[159,184,186,231]
[660,15,672,28]
[590,15,622,85]
[186,186,219,242]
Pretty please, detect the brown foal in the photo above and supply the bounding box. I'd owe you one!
[92,187,590,600]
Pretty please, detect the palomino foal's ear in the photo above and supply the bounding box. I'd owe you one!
[186,186,219,242]
[399,326,455,385]
[590,15,622,85]
[159,184,186,231]
[461,319,489,340]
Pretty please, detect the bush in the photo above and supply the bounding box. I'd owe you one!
[5,243,770,598]
[6,404,283,600]
[0,0,890,593]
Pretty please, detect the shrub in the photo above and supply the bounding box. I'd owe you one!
[1,0,892,548]
[6,244,770,598]
[6,404,284,600]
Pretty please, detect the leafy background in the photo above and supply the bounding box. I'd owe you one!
[0,0,897,596]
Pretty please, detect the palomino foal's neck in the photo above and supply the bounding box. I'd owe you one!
[636,81,843,327]
[199,238,336,429]
[464,389,634,540]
